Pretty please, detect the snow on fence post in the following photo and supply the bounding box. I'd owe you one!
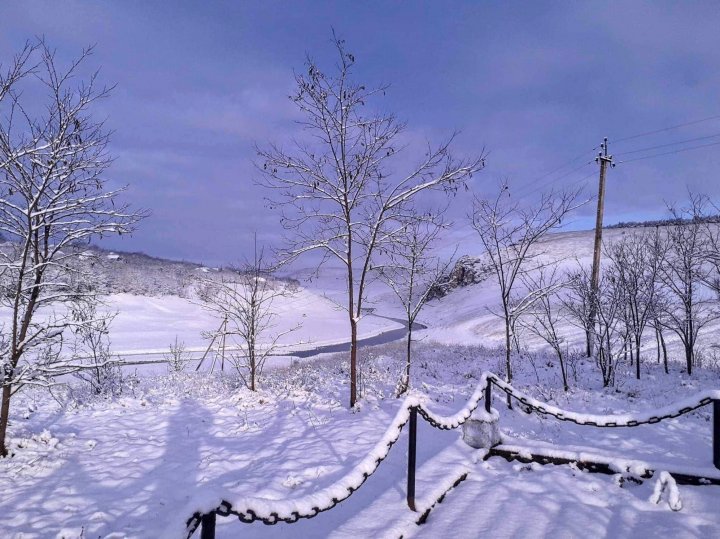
[714,400,720,470]
[462,378,501,449]
[200,512,216,539]
[407,406,418,511]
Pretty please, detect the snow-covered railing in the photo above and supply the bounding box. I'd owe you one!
[182,372,720,539]
[483,374,720,475]
[486,376,720,428]
[182,374,494,539]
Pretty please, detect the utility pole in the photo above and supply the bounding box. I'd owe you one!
[587,137,614,357]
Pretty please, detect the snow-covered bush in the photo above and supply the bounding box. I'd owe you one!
[165,337,192,373]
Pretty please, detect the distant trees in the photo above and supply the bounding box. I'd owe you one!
[0,41,144,456]
[470,182,581,384]
[558,192,720,384]
[658,195,718,375]
[604,228,666,379]
[257,34,484,407]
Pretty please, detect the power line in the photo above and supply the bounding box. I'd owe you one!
[616,139,720,164]
[614,131,720,157]
[531,146,599,184]
[614,114,720,144]
[513,160,594,201]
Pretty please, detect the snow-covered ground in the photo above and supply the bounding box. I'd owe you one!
[3,226,720,538]
[2,342,719,538]
[103,289,401,357]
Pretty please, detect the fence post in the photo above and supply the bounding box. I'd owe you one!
[200,512,216,539]
[485,378,492,414]
[714,400,720,470]
[407,406,417,511]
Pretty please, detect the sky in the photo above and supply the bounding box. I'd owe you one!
[1,1,720,266]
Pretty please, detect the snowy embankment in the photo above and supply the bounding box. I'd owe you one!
[2,342,719,538]
[106,289,401,356]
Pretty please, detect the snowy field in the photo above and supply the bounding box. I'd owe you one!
[2,227,720,538]
[1,342,719,538]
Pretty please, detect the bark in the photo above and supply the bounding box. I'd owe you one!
[0,383,10,457]
[557,347,568,392]
[659,328,668,374]
[350,317,358,407]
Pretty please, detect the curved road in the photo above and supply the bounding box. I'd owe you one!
[291,314,426,358]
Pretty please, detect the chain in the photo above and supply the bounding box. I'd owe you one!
[417,395,485,430]
[492,381,714,427]
[186,372,713,536]
[185,410,412,538]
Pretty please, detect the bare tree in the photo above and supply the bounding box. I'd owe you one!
[659,194,717,374]
[593,269,625,387]
[470,182,582,384]
[0,42,144,456]
[257,34,484,407]
[71,302,121,395]
[379,214,452,395]
[519,266,569,390]
[199,244,297,391]
[562,261,595,356]
[605,228,667,379]
[567,264,625,386]
[165,336,192,374]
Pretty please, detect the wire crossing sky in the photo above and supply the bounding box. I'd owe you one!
[1,1,719,266]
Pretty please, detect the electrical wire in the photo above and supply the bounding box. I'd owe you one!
[614,131,720,157]
[530,146,599,184]
[616,139,720,164]
[510,146,598,202]
[614,114,720,144]
[514,162,595,202]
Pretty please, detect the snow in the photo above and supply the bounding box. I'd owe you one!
[2,226,720,538]
[650,471,683,511]
[2,343,719,538]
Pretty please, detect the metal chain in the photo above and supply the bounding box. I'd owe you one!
[416,396,485,430]
[185,386,492,537]
[187,372,714,536]
[492,381,713,427]
[185,410,412,537]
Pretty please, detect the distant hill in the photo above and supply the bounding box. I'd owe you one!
[607,214,720,229]
[0,242,294,298]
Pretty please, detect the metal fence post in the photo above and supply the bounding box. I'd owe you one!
[714,400,720,470]
[485,378,492,414]
[200,512,216,539]
[407,406,417,511]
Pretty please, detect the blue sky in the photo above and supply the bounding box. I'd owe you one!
[1,1,719,265]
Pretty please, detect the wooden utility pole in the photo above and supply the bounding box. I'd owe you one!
[587,137,614,356]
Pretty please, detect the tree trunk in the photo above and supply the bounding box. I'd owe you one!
[505,320,512,383]
[405,325,412,388]
[585,328,592,358]
[505,317,513,409]
[350,317,358,407]
[557,348,568,391]
[659,328,668,374]
[635,334,641,380]
[0,383,11,457]
[397,324,412,397]
[250,352,256,392]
